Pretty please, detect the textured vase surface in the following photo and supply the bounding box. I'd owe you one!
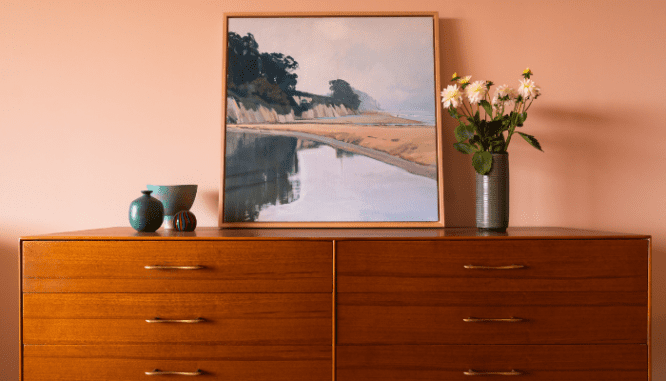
[129,190,164,232]
[476,153,509,232]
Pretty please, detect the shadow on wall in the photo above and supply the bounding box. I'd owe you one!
[200,189,220,223]
[531,105,637,224]
[440,18,475,228]
[0,239,19,379]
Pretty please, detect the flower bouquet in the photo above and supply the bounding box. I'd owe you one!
[442,68,542,174]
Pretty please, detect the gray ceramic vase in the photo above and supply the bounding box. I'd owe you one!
[129,190,164,232]
[476,152,509,232]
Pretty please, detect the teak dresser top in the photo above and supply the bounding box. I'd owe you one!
[19,226,651,241]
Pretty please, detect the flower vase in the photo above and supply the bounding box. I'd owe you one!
[476,152,509,232]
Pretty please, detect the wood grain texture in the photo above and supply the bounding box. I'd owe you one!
[19,226,652,240]
[337,239,648,292]
[338,292,646,345]
[23,293,331,345]
[23,358,330,381]
[24,344,331,360]
[22,241,332,292]
[337,345,648,381]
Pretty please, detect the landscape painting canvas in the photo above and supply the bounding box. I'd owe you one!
[220,13,443,227]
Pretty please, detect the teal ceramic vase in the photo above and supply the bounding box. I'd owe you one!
[129,190,164,232]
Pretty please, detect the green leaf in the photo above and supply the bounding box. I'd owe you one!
[517,132,543,151]
[486,119,504,137]
[453,142,475,154]
[472,151,493,175]
[489,135,506,153]
[454,123,474,142]
[469,135,481,146]
[479,99,493,117]
[475,120,487,137]
[516,112,527,127]
[447,107,459,118]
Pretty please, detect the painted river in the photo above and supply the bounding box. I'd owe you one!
[224,131,439,222]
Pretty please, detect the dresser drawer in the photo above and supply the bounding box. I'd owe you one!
[23,344,331,381]
[337,239,648,292]
[22,241,332,292]
[23,293,332,345]
[337,292,647,345]
[337,345,647,381]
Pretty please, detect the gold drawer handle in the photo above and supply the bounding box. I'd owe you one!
[145,369,202,376]
[145,317,205,324]
[463,317,524,323]
[144,265,205,270]
[464,264,525,270]
[464,369,522,376]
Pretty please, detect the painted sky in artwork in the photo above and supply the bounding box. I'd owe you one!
[228,16,436,112]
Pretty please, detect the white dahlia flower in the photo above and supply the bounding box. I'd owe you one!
[492,84,518,109]
[518,78,541,99]
[441,84,463,108]
[465,80,488,104]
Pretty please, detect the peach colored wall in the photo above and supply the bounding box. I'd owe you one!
[1,0,664,378]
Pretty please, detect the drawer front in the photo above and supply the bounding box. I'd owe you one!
[337,292,647,345]
[23,241,332,292]
[337,239,648,292]
[23,293,332,345]
[23,344,330,381]
[337,345,647,381]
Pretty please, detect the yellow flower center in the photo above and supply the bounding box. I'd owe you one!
[452,72,458,79]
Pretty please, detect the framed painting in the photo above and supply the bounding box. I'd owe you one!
[220,12,444,228]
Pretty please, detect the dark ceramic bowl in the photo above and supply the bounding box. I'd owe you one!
[146,184,197,228]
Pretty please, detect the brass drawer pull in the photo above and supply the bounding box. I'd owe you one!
[144,265,205,270]
[463,317,524,323]
[464,369,522,376]
[145,317,205,324]
[146,369,202,376]
[464,264,525,270]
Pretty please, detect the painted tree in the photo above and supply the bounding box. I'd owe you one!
[329,79,360,110]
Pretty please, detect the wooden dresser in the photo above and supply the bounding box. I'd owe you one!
[19,227,651,380]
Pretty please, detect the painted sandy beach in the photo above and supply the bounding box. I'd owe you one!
[229,111,438,179]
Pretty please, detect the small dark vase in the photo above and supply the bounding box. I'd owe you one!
[476,152,509,232]
[129,190,164,232]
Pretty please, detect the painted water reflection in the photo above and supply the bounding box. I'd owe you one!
[224,131,438,222]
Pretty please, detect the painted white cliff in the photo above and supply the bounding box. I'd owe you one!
[227,97,357,124]
[226,97,295,124]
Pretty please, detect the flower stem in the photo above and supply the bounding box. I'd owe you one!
[504,125,516,151]
[524,97,535,113]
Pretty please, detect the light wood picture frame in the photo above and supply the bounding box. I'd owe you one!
[220,12,444,228]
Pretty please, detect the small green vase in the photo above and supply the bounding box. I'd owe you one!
[129,190,164,232]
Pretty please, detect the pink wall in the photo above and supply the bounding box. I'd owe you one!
[1,0,664,378]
